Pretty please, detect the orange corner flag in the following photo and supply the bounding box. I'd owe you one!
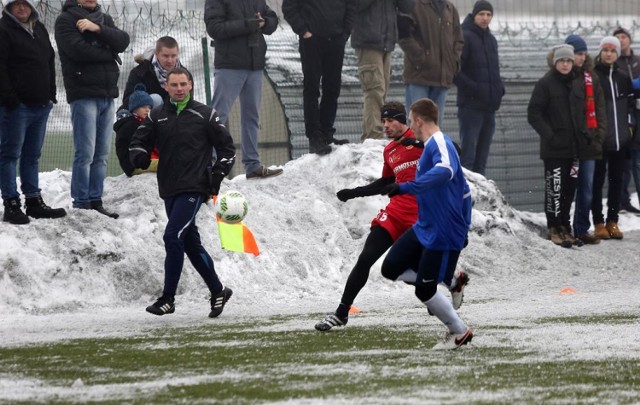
[213,196,260,256]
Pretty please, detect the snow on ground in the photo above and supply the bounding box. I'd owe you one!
[1,140,640,364]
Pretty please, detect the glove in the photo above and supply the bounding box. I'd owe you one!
[130,150,151,170]
[397,13,414,40]
[336,188,358,202]
[380,183,400,197]
[210,171,225,196]
[245,18,261,32]
[401,137,424,148]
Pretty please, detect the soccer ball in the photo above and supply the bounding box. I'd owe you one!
[215,190,248,223]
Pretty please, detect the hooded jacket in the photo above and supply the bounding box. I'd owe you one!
[398,0,463,87]
[54,0,130,103]
[454,13,504,112]
[350,0,415,52]
[594,60,634,152]
[0,3,56,108]
[205,0,278,71]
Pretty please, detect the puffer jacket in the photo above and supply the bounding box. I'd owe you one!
[454,13,504,112]
[54,0,129,103]
[570,62,607,160]
[350,0,414,52]
[594,61,634,152]
[205,0,278,71]
[398,0,463,87]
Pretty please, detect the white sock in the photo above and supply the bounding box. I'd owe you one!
[424,291,467,334]
[395,269,417,283]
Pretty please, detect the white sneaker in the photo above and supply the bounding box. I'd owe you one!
[432,328,473,350]
[449,271,469,310]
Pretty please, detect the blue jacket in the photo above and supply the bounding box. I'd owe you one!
[454,14,504,112]
[398,132,471,250]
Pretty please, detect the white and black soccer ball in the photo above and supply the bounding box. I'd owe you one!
[215,190,248,224]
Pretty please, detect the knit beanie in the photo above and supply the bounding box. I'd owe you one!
[2,0,35,8]
[565,34,587,53]
[128,84,154,113]
[552,44,575,65]
[600,36,621,56]
[612,27,632,42]
[472,0,493,17]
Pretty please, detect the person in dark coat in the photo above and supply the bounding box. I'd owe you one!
[0,0,66,224]
[528,44,581,248]
[454,0,504,176]
[54,0,130,218]
[591,36,635,240]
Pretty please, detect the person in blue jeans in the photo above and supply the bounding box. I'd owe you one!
[55,0,130,218]
[0,0,66,224]
[564,34,607,245]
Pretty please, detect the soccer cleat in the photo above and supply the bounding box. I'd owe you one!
[146,295,175,316]
[432,328,473,350]
[314,313,348,331]
[209,287,233,318]
[449,271,469,310]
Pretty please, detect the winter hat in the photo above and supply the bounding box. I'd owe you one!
[612,27,632,42]
[552,44,575,65]
[381,106,406,124]
[565,34,587,53]
[2,0,35,8]
[600,36,621,56]
[472,0,493,17]
[128,84,154,113]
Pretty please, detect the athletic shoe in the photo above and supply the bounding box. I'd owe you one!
[146,295,175,316]
[620,203,640,214]
[432,328,473,350]
[314,313,348,331]
[246,166,283,179]
[450,271,469,310]
[209,287,233,318]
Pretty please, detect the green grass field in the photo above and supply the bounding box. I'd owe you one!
[2,310,638,404]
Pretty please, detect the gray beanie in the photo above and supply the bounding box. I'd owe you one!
[2,0,36,8]
[600,36,621,56]
[552,44,575,65]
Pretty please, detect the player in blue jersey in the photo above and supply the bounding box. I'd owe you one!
[380,98,473,350]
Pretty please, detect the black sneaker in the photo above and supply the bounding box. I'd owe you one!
[324,128,349,145]
[621,203,640,214]
[209,287,233,318]
[146,295,175,316]
[3,197,30,224]
[25,196,67,219]
[314,313,348,331]
[308,131,332,155]
[90,201,119,219]
[246,166,283,179]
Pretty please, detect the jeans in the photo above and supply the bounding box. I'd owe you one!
[356,48,390,140]
[70,97,115,207]
[211,68,262,173]
[458,107,496,175]
[0,103,53,200]
[405,84,448,126]
[621,150,640,207]
[573,159,595,236]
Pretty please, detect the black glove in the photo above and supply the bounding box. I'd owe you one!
[130,150,151,170]
[401,137,424,148]
[210,171,225,196]
[2,96,20,111]
[397,13,414,40]
[380,183,400,197]
[336,188,358,202]
[245,18,261,32]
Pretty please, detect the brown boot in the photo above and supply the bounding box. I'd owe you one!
[549,227,572,248]
[594,223,610,239]
[559,226,581,247]
[605,221,623,239]
[576,233,601,245]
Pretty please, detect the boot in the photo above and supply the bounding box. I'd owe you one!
[560,226,582,247]
[605,220,623,239]
[25,196,67,219]
[308,130,332,155]
[91,200,119,219]
[593,223,611,240]
[324,128,349,145]
[575,233,601,245]
[548,227,571,248]
[3,197,30,224]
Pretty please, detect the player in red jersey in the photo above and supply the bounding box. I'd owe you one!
[315,101,424,331]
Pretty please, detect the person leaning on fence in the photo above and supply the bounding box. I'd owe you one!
[528,44,583,248]
[0,0,66,225]
[350,0,414,141]
[592,36,636,240]
[120,36,193,111]
[613,27,640,214]
[54,0,130,219]
[454,0,504,177]
[204,0,283,179]
[562,34,607,245]
[114,84,157,177]
[129,67,236,318]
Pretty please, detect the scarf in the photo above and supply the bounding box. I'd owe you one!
[66,4,105,25]
[151,54,184,87]
[584,71,597,129]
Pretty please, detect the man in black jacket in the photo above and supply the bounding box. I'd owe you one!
[130,67,236,318]
[282,0,355,154]
[55,0,129,218]
[0,0,66,224]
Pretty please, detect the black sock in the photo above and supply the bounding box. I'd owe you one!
[335,303,349,319]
